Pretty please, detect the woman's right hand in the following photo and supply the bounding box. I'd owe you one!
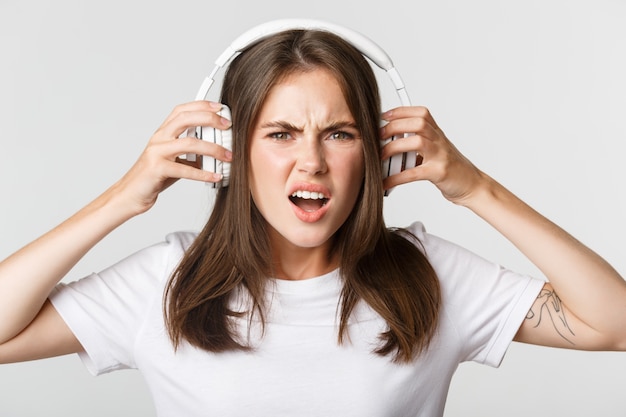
[0,100,232,351]
[113,100,233,216]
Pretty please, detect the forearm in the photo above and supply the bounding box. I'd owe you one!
[463,172,626,344]
[0,101,229,346]
[0,182,136,343]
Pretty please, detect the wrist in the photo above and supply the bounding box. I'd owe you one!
[453,170,500,210]
[82,182,143,229]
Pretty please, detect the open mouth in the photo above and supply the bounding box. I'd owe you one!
[289,190,329,213]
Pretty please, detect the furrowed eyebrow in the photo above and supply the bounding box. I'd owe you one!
[323,122,360,133]
[259,121,303,132]
[259,120,359,134]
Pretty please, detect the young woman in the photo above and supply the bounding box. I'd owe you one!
[1,27,625,416]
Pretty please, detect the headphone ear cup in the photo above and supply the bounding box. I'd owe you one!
[381,132,420,196]
[382,135,401,180]
[201,105,232,188]
[218,106,232,187]
[380,119,406,180]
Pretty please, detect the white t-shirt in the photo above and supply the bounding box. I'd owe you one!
[49,222,544,417]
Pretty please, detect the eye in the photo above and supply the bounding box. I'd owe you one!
[329,131,355,141]
[269,132,292,141]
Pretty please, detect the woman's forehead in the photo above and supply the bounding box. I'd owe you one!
[256,69,354,125]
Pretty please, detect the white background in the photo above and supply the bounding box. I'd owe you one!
[1,0,626,415]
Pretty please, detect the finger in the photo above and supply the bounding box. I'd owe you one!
[381,105,435,123]
[163,158,225,184]
[163,136,233,162]
[383,164,431,191]
[381,115,439,142]
[382,106,441,130]
[160,100,223,126]
[380,133,435,161]
[152,101,230,143]
[156,110,232,142]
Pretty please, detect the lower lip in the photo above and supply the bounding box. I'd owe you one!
[290,199,330,223]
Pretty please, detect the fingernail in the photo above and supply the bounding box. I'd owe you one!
[220,117,232,127]
[224,150,233,161]
[208,101,223,109]
[382,110,392,120]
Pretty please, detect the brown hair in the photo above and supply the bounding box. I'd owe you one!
[165,29,441,362]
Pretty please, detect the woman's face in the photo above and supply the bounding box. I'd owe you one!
[249,68,365,255]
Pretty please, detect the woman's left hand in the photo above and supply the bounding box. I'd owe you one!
[382,109,626,352]
[380,106,484,205]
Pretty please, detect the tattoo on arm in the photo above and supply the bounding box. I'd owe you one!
[525,288,576,346]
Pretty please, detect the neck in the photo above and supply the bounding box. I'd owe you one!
[268,230,338,281]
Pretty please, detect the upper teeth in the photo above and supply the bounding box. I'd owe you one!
[291,190,326,199]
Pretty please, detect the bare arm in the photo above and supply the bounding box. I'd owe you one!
[382,106,626,350]
[0,184,138,346]
[0,301,83,364]
[467,175,626,350]
[0,101,231,361]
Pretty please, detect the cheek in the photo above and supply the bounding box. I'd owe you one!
[327,153,365,211]
[248,147,291,203]
[248,150,266,202]
[351,151,367,199]
[336,149,365,185]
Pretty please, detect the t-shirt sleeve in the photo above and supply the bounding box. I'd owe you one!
[48,231,197,376]
[407,221,545,368]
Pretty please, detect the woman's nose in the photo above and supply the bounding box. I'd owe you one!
[296,138,327,176]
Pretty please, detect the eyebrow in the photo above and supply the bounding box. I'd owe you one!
[259,120,360,134]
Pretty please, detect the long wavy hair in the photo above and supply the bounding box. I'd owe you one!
[164,29,441,363]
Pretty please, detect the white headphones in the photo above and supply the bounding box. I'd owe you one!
[192,19,417,192]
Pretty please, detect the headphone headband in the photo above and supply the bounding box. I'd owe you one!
[193,19,416,194]
[194,19,411,106]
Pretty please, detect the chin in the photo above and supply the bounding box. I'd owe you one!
[288,235,333,249]
[275,227,336,250]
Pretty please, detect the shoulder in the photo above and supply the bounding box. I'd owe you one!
[402,221,544,365]
[163,231,198,254]
[140,231,199,279]
[64,230,199,292]
[50,230,200,319]
[136,230,198,263]
[403,221,479,269]
[402,220,540,294]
